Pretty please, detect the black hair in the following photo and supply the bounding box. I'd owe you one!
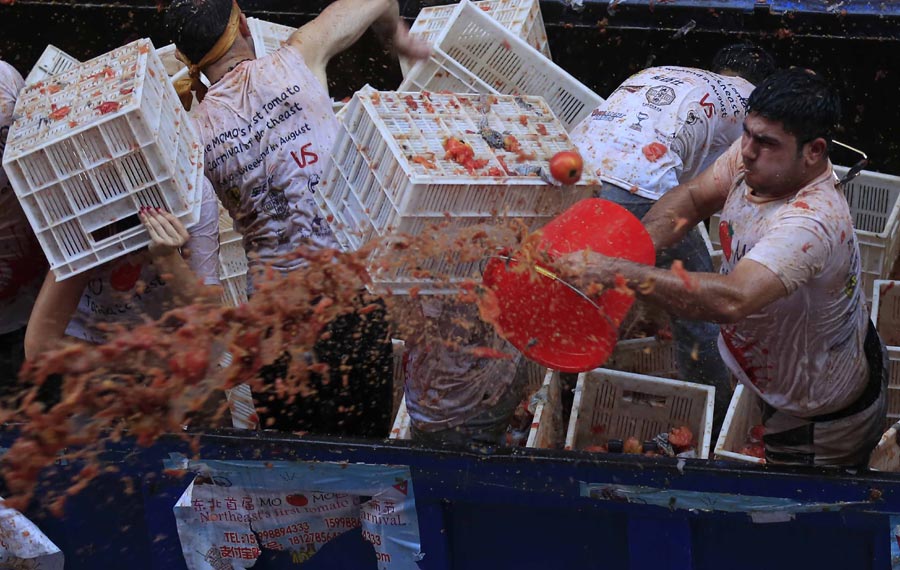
[711,43,775,86]
[747,67,841,151]
[165,0,234,64]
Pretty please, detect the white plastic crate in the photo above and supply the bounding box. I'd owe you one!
[710,166,900,303]
[221,273,248,307]
[525,369,565,449]
[317,88,597,293]
[399,0,601,131]
[837,166,900,303]
[565,368,715,459]
[4,39,204,280]
[247,17,295,59]
[218,235,249,308]
[713,384,765,464]
[606,336,678,379]
[696,221,722,273]
[24,45,79,85]
[217,207,249,307]
[218,230,248,280]
[872,280,900,427]
[403,0,551,76]
[25,44,198,97]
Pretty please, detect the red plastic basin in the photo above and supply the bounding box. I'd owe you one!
[481,198,656,372]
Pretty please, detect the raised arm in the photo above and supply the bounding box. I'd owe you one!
[561,252,787,324]
[641,158,733,252]
[288,0,429,87]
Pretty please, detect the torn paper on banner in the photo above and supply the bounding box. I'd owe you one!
[0,498,64,569]
[581,482,869,522]
[890,515,900,569]
[168,455,421,570]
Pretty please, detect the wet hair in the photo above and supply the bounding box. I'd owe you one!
[711,43,775,85]
[165,0,234,63]
[747,67,841,152]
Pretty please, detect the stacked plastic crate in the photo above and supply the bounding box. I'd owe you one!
[713,385,765,464]
[402,0,551,76]
[873,280,900,427]
[23,45,79,85]
[317,88,597,293]
[565,368,716,458]
[247,17,294,60]
[217,207,249,307]
[399,0,602,131]
[3,39,204,280]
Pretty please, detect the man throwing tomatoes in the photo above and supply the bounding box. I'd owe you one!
[561,68,887,468]
[570,43,775,433]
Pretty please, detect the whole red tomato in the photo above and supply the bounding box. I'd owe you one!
[549,150,583,185]
[668,425,693,449]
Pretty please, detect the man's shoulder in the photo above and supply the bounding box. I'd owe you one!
[776,169,854,232]
[0,60,24,100]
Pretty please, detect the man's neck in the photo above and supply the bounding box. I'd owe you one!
[203,39,257,85]
[748,160,831,201]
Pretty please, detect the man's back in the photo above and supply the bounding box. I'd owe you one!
[193,46,341,272]
[571,66,753,200]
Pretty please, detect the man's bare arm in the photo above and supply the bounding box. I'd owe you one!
[289,0,429,88]
[641,161,732,251]
[559,252,788,324]
[25,271,91,359]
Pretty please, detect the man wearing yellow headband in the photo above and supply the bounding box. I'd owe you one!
[165,0,428,436]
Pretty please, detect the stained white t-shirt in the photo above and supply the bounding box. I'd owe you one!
[404,299,520,431]
[712,141,869,417]
[0,61,45,335]
[571,66,753,200]
[65,178,221,344]
[192,45,340,274]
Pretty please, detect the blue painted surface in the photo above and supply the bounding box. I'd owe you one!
[768,0,900,15]
[5,430,900,569]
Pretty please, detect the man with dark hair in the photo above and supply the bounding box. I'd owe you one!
[164,0,429,437]
[570,43,775,432]
[561,68,886,467]
[711,43,776,86]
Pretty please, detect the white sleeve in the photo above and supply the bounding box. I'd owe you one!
[184,178,221,285]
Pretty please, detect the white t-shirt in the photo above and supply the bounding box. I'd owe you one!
[0,61,45,335]
[404,299,520,431]
[65,178,221,344]
[712,141,869,417]
[192,45,340,274]
[571,66,753,200]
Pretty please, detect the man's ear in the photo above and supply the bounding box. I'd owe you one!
[239,13,251,38]
[804,137,828,165]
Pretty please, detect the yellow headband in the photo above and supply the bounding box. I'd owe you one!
[174,1,242,111]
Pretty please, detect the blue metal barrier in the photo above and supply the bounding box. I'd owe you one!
[8,430,900,569]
